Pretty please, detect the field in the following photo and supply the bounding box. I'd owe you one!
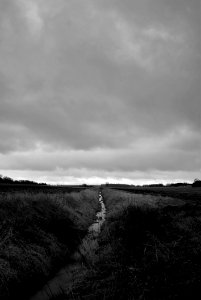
[0,185,201,299]
[52,186,201,300]
[0,187,99,299]
[110,185,201,203]
[0,184,91,194]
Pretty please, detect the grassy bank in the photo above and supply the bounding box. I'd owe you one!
[56,188,201,299]
[0,189,99,300]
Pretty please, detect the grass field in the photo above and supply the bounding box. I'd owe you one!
[0,188,99,300]
[1,186,201,299]
[0,184,90,194]
[54,187,201,299]
[111,185,201,202]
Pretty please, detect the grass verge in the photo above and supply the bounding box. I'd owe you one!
[55,188,201,299]
[0,189,99,299]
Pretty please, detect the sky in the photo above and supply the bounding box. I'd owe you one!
[0,0,200,185]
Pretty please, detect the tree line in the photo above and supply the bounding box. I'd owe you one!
[0,175,47,185]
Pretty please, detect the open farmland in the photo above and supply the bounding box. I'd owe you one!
[0,184,92,194]
[109,184,201,203]
[0,185,201,300]
[1,0,199,298]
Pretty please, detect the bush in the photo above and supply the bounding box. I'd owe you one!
[192,179,201,187]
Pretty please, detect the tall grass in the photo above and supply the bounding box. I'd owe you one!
[58,188,201,299]
[0,189,99,300]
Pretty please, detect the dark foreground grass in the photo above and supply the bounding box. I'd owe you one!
[55,188,201,300]
[0,189,99,300]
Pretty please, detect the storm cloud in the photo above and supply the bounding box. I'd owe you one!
[0,0,200,184]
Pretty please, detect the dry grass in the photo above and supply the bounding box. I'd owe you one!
[112,185,201,203]
[56,188,201,299]
[0,189,99,300]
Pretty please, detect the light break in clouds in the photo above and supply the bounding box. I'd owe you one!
[0,0,200,184]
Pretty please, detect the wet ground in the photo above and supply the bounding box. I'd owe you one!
[29,191,106,300]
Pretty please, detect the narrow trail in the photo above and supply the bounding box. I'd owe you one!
[29,191,106,300]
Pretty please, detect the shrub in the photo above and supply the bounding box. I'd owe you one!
[192,179,201,187]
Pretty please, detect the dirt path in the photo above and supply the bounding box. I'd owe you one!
[29,191,106,300]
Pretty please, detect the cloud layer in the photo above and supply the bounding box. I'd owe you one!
[0,0,200,183]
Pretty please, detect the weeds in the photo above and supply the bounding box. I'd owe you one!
[1,187,201,299]
[0,189,99,299]
[57,188,201,299]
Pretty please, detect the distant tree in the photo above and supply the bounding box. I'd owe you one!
[192,179,201,188]
[0,175,3,183]
[3,176,13,183]
[0,174,47,185]
[146,184,164,187]
[170,182,190,187]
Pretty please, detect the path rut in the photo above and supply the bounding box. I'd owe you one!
[29,191,106,300]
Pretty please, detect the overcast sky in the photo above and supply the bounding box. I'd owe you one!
[0,0,200,184]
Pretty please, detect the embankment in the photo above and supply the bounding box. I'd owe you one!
[29,191,106,300]
[0,189,99,300]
